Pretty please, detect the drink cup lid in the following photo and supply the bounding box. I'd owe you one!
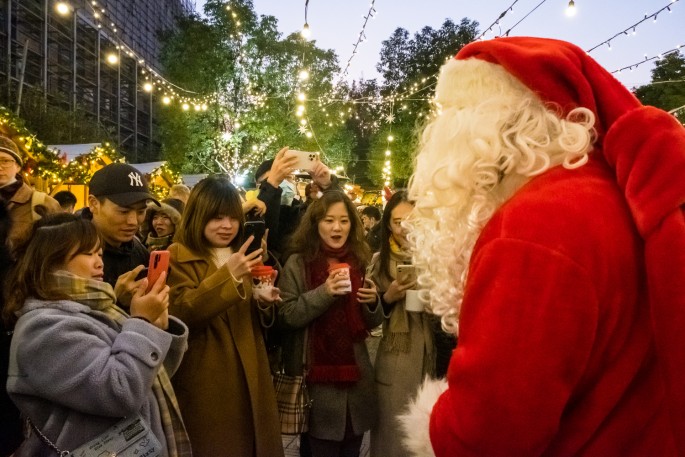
[251,265,274,276]
[328,263,350,271]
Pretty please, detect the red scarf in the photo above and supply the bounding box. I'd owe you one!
[305,243,368,384]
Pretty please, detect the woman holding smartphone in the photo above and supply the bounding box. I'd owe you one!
[167,175,283,457]
[279,190,383,457]
[4,213,190,456]
[368,190,436,457]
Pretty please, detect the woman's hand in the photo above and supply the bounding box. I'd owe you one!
[227,236,264,280]
[130,271,170,330]
[357,278,378,304]
[114,265,146,307]
[383,278,416,304]
[325,270,352,296]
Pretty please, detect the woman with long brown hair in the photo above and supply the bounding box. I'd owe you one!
[167,175,283,457]
[278,190,383,457]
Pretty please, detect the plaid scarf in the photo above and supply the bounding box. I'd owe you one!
[50,271,192,457]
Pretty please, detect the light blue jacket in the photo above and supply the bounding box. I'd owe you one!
[7,298,188,456]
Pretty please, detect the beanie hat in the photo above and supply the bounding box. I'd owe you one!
[147,199,182,227]
[0,135,23,166]
[449,37,685,452]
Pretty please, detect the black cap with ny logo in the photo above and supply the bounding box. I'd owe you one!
[88,163,160,207]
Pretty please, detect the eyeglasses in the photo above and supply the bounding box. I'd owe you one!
[0,158,18,168]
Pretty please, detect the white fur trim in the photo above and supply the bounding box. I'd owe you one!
[398,376,448,457]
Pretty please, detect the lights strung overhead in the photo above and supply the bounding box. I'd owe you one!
[587,0,681,53]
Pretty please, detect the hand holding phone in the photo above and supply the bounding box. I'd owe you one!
[243,220,266,255]
[396,264,416,285]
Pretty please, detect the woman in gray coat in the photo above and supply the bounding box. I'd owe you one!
[279,190,383,457]
[4,214,190,457]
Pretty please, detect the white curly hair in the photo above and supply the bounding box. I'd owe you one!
[406,57,596,335]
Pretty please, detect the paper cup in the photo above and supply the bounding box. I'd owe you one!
[328,263,352,293]
[251,265,276,300]
[404,290,423,312]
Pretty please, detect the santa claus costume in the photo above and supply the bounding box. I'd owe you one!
[401,37,685,457]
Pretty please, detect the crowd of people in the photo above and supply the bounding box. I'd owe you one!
[2,36,685,457]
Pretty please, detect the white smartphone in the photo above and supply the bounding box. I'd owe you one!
[287,150,320,171]
[396,264,416,284]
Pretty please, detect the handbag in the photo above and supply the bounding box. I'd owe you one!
[273,330,312,435]
[24,414,161,457]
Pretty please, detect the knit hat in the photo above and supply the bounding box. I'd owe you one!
[147,198,183,227]
[0,135,23,166]
[89,163,160,207]
[452,37,685,452]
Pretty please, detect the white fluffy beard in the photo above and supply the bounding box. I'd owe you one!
[407,58,595,335]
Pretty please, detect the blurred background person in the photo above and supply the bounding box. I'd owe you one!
[53,190,78,213]
[0,135,59,254]
[360,205,382,253]
[142,198,184,252]
[168,183,190,205]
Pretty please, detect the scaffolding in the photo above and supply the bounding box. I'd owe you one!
[0,0,192,162]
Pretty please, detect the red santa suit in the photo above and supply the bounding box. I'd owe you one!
[410,37,685,456]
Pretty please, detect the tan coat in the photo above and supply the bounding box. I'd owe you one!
[167,242,284,457]
[6,182,60,252]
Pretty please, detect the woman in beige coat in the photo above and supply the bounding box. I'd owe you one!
[167,175,283,457]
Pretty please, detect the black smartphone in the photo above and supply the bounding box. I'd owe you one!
[244,220,266,255]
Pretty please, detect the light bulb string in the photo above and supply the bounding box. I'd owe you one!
[476,0,521,40]
[335,0,377,84]
[502,0,548,37]
[587,0,681,53]
[612,45,685,74]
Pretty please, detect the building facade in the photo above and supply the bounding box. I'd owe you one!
[0,0,194,162]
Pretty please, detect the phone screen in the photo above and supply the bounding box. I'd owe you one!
[244,221,266,255]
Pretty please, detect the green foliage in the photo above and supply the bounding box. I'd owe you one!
[366,18,478,187]
[634,51,685,124]
[158,0,351,180]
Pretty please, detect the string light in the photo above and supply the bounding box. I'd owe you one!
[587,1,681,53]
[612,45,684,74]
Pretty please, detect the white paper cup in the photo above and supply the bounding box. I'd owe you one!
[253,284,275,301]
[405,290,423,312]
[328,263,352,293]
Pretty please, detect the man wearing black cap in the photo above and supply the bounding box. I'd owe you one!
[85,163,160,303]
[0,135,60,253]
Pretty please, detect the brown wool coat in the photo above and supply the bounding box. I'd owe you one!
[167,242,284,457]
[6,182,60,252]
